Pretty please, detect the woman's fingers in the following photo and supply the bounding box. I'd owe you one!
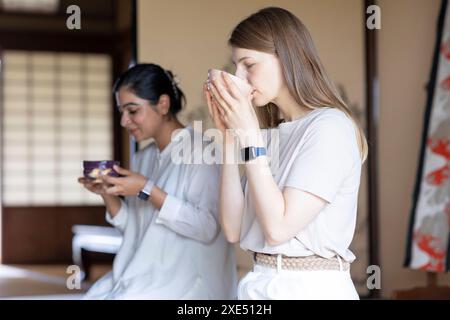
[113,165,130,176]
[209,78,232,115]
[209,80,225,105]
[78,177,87,184]
[205,79,230,131]
[78,177,105,195]
[105,185,123,196]
[221,72,244,101]
[211,75,237,111]
[205,83,222,123]
[211,96,226,121]
[102,174,121,186]
[203,83,214,120]
[210,97,221,122]
[78,177,94,188]
[211,85,231,117]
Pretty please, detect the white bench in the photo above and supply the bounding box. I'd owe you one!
[71,225,122,280]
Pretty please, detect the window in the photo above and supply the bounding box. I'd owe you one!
[0,0,59,13]
[2,50,113,205]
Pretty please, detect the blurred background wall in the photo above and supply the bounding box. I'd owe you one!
[378,0,450,297]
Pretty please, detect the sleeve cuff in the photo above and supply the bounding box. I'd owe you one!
[105,199,128,228]
[283,182,334,203]
[155,194,184,225]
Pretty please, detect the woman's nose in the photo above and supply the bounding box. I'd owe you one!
[120,114,130,127]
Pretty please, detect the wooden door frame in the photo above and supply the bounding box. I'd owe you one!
[0,28,132,263]
[364,0,380,299]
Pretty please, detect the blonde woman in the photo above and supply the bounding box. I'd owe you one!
[204,7,367,300]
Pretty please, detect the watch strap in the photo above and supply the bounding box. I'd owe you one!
[241,146,267,162]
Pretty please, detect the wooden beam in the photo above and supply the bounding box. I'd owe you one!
[364,0,381,299]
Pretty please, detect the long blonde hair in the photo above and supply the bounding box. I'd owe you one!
[229,7,368,162]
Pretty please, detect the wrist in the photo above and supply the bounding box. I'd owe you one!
[237,128,264,148]
[137,178,155,201]
[223,129,237,145]
[101,193,117,200]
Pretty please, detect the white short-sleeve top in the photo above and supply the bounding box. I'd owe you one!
[239,108,362,262]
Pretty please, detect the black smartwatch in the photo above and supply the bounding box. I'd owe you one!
[137,179,155,201]
[241,146,267,162]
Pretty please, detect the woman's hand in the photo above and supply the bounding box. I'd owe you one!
[78,177,109,196]
[208,72,261,146]
[102,165,147,197]
[204,82,227,135]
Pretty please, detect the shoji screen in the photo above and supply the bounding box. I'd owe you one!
[2,50,112,206]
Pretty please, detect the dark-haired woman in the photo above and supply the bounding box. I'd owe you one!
[80,63,237,299]
[205,7,367,299]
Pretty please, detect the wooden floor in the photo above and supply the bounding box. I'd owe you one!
[0,249,252,299]
[0,248,252,299]
[0,264,111,299]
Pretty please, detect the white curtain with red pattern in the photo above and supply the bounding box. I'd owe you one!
[406,0,450,272]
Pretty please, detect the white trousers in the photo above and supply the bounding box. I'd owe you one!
[238,255,360,300]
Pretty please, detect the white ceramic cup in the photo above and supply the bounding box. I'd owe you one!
[208,69,252,96]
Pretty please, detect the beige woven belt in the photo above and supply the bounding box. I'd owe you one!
[254,252,350,271]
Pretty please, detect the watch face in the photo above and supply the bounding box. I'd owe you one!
[241,147,266,162]
[138,191,149,201]
[242,147,256,161]
[242,147,251,162]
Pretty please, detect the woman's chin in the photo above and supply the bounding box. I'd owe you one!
[254,100,270,107]
[251,95,272,107]
[131,134,141,142]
